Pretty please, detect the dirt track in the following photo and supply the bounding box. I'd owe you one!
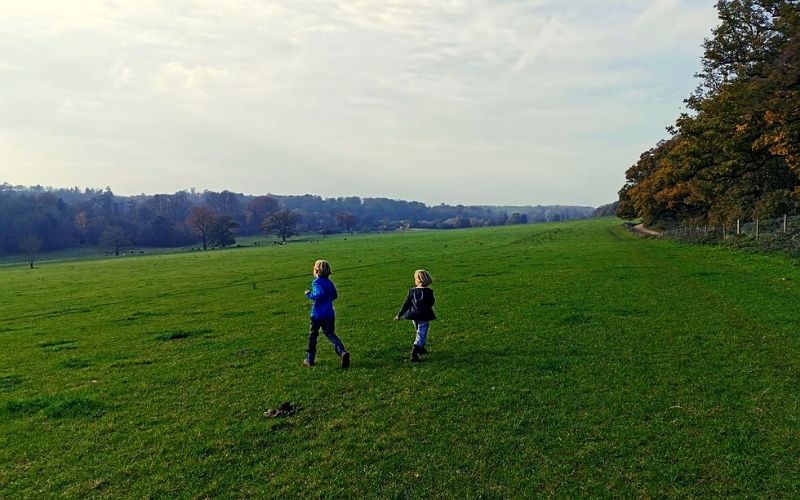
[632,224,661,236]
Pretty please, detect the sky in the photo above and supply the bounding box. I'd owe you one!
[0,0,719,207]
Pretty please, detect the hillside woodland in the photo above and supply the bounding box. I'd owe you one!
[619,0,800,228]
[0,184,593,254]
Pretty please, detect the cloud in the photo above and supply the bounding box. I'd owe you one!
[0,0,719,205]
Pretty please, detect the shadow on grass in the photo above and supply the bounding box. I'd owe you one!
[4,394,105,419]
[326,346,577,375]
[38,339,78,352]
[1,374,25,392]
[155,328,213,341]
[61,358,91,369]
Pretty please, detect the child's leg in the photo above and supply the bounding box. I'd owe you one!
[307,319,322,362]
[320,318,346,355]
[413,321,429,347]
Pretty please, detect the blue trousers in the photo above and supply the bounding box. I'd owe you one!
[307,318,345,361]
[413,320,429,347]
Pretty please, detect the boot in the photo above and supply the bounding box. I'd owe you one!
[418,346,428,355]
[410,345,420,362]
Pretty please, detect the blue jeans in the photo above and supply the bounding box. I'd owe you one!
[307,318,345,361]
[412,320,429,347]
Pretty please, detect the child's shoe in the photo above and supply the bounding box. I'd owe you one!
[303,357,314,367]
[410,345,420,362]
[340,351,351,369]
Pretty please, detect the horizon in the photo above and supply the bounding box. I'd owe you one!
[0,1,718,207]
[0,181,600,208]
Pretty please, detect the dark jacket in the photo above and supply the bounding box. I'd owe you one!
[397,287,436,321]
[306,276,337,320]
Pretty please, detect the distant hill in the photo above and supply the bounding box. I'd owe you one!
[592,201,619,217]
[0,183,595,254]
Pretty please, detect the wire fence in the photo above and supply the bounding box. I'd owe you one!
[660,214,800,239]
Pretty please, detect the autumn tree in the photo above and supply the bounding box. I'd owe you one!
[209,215,239,248]
[188,206,216,250]
[99,226,129,256]
[335,211,357,234]
[204,190,241,217]
[262,210,299,243]
[245,196,280,233]
[619,0,800,226]
[75,211,89,244]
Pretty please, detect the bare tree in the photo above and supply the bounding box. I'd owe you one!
[19,234,41,269]
[99,226,129,256]
[188,206,216,250]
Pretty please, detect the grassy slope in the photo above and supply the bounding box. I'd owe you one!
[1,218,798,497]
[0,235,273,267]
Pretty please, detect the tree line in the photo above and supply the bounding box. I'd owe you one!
[618,0,800,228]
[0,184,594,255]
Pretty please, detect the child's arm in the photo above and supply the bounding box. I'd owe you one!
[395,291,412,320]
[306,281,325,300]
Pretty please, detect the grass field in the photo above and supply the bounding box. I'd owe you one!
[0,235,274,267]
[1,218,799,497]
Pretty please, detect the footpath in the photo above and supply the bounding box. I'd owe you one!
[632,224,661,237]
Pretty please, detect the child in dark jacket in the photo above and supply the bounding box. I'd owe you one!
[394,269,436,362]
[304,260,350,368]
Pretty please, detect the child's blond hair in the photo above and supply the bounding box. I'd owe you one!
[313,259,331,277]
[414,269,433,287]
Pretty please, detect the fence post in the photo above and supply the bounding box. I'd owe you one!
[784,214,788,233]
[756,219,759,239]
[737,219,740,235]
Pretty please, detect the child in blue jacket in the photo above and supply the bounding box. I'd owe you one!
[394,269,436,362]
[304,259,350,368]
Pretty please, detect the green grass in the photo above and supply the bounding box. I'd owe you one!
[0,234,287,267]
[1,218,799,497]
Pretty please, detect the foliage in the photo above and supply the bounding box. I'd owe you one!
[619,0,800,228]
[99,226,129,256]
[262,210,299,243]
[593,201,619,217]
[208,216,239,248]
[244,196,280,234]
[0,185,594,256]
[188,206,216,250]
[335,212,356,234]
[508,212,528,224]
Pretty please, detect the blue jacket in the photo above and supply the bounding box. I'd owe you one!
[306,276,337,319]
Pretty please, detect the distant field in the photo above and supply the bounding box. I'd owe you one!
[0,235,281,266]
[1,218,798,497]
